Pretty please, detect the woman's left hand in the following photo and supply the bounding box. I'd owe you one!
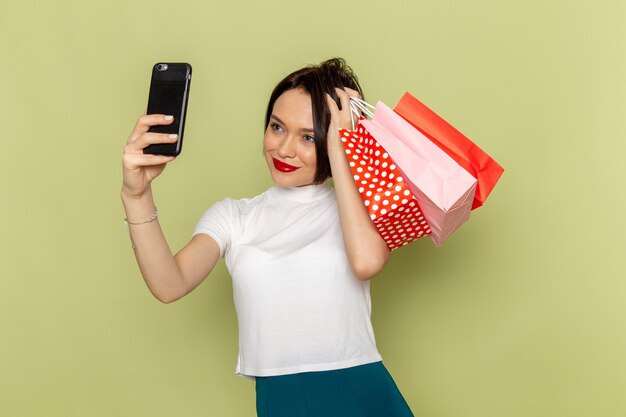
[325,87,361,153]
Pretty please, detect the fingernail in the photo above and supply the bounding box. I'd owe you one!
[164,115,174,120]
[168,134,178,139]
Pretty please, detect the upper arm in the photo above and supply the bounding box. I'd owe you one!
[172,233,222,300]
[351,236,390,280]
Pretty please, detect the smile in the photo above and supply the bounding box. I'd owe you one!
[272,158,300,173]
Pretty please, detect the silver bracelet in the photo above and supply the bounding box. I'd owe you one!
[124,206,158,225]
[124,206,158,249]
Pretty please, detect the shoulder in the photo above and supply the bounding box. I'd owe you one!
[193,188,271,241]
[203,188,272,218]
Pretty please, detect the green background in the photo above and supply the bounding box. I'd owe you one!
[1,0,624,416]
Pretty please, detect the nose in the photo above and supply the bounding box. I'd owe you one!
[277,135,297,159]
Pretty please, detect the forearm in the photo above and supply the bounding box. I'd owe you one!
[121,189,187,302]
[328,144,389,280]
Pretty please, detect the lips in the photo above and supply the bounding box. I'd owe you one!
[272,158,300,173]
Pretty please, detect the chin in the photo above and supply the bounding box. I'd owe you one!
[269,170,315,188]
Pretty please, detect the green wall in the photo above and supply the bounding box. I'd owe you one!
[1,0,624,416]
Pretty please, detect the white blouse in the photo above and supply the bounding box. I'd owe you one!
[193,183,382,379]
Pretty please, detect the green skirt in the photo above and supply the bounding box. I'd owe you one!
[255,361,414,417]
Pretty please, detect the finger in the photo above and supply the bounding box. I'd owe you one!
[344,88,365,120]
[325,93,340,120]
[343,87,362,100]
[334,88,352,115]
[341,87,363,117]
[124,153,176,169]
[126,132,179,153]
[336,88,362,128]
[349,105,362,128]
[334,88,353,128]
[128,114,175,142]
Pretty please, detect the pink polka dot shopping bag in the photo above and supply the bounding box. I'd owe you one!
[346,98,477,247]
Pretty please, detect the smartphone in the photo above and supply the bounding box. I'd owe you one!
[143,62,192,156]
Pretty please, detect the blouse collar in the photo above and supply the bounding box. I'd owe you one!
[270,182,334,203]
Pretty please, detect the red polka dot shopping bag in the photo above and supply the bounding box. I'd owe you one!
[394,92,504,210]
[338,122,432,251]
[350,98,477,247]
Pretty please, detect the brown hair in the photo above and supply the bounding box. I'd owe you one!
[264,58,364,184]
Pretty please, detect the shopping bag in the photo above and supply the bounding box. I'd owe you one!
[394,92,504,210]
[338,122,431,251]
[352,99,477,247]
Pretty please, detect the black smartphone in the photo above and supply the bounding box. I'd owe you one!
[143,62,192,156]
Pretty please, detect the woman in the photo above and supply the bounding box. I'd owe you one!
[121,58,414,416]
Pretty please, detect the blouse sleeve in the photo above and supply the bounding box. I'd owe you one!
[192,198,237,258]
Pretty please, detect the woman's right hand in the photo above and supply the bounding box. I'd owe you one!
[121,113,178,198]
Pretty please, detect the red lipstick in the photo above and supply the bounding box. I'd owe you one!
[272,158,300,173]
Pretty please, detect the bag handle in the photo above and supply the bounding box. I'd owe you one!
[349,97,376,130]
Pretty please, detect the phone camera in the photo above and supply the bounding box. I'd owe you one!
[156,64,168,71]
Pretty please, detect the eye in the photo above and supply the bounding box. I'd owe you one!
[303,135,315,143]
[270,123,284,132]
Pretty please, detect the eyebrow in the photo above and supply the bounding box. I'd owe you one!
[270,115,314,133]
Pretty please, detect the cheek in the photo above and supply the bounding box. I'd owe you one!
[302,146,317,166]
[263,131,274,151]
